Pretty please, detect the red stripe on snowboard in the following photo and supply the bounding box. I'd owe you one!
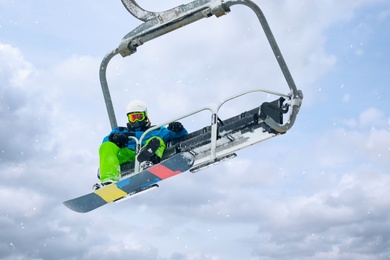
[148,164,181,180]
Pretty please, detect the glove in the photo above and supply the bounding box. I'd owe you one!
[109,132,128,148]
[168,122,184,132]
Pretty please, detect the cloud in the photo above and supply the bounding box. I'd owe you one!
[1,0,390,259]
[359,107,386,127]
[0,43,52,163]
[250,169,390,259]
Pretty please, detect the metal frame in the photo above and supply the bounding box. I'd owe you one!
[99,0,303,173]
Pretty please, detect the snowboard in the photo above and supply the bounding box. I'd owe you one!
[63,152,195,213]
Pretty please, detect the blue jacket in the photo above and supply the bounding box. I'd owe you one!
[103,125,188,150]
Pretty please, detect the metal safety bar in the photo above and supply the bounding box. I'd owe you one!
[130,88,289,173]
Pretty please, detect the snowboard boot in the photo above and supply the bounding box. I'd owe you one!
[92,181,113,191]
[140,161,154,171]
[137,138,161,163]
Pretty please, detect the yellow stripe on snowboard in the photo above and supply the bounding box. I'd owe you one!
[94,184,127,202]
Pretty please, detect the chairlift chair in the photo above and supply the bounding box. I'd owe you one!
[99,0,303,176]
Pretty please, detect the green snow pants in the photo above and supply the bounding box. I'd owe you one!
[98,137,166,183]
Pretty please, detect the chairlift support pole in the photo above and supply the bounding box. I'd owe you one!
[100,49,119,129]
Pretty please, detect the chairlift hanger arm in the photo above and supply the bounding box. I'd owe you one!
[121,0,227,22]
[118,0,230,57]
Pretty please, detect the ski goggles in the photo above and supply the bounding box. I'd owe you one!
[127,112,146,123]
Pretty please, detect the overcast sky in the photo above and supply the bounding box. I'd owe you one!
[1,0,390,259]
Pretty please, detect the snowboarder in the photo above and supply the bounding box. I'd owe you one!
[96,100,188,187]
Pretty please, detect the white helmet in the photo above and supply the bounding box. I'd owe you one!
[126,100,150,130]
[126,100,147,115]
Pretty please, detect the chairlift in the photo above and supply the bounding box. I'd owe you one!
[99,0,303,176]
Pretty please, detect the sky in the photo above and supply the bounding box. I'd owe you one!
[1,0,390,259]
